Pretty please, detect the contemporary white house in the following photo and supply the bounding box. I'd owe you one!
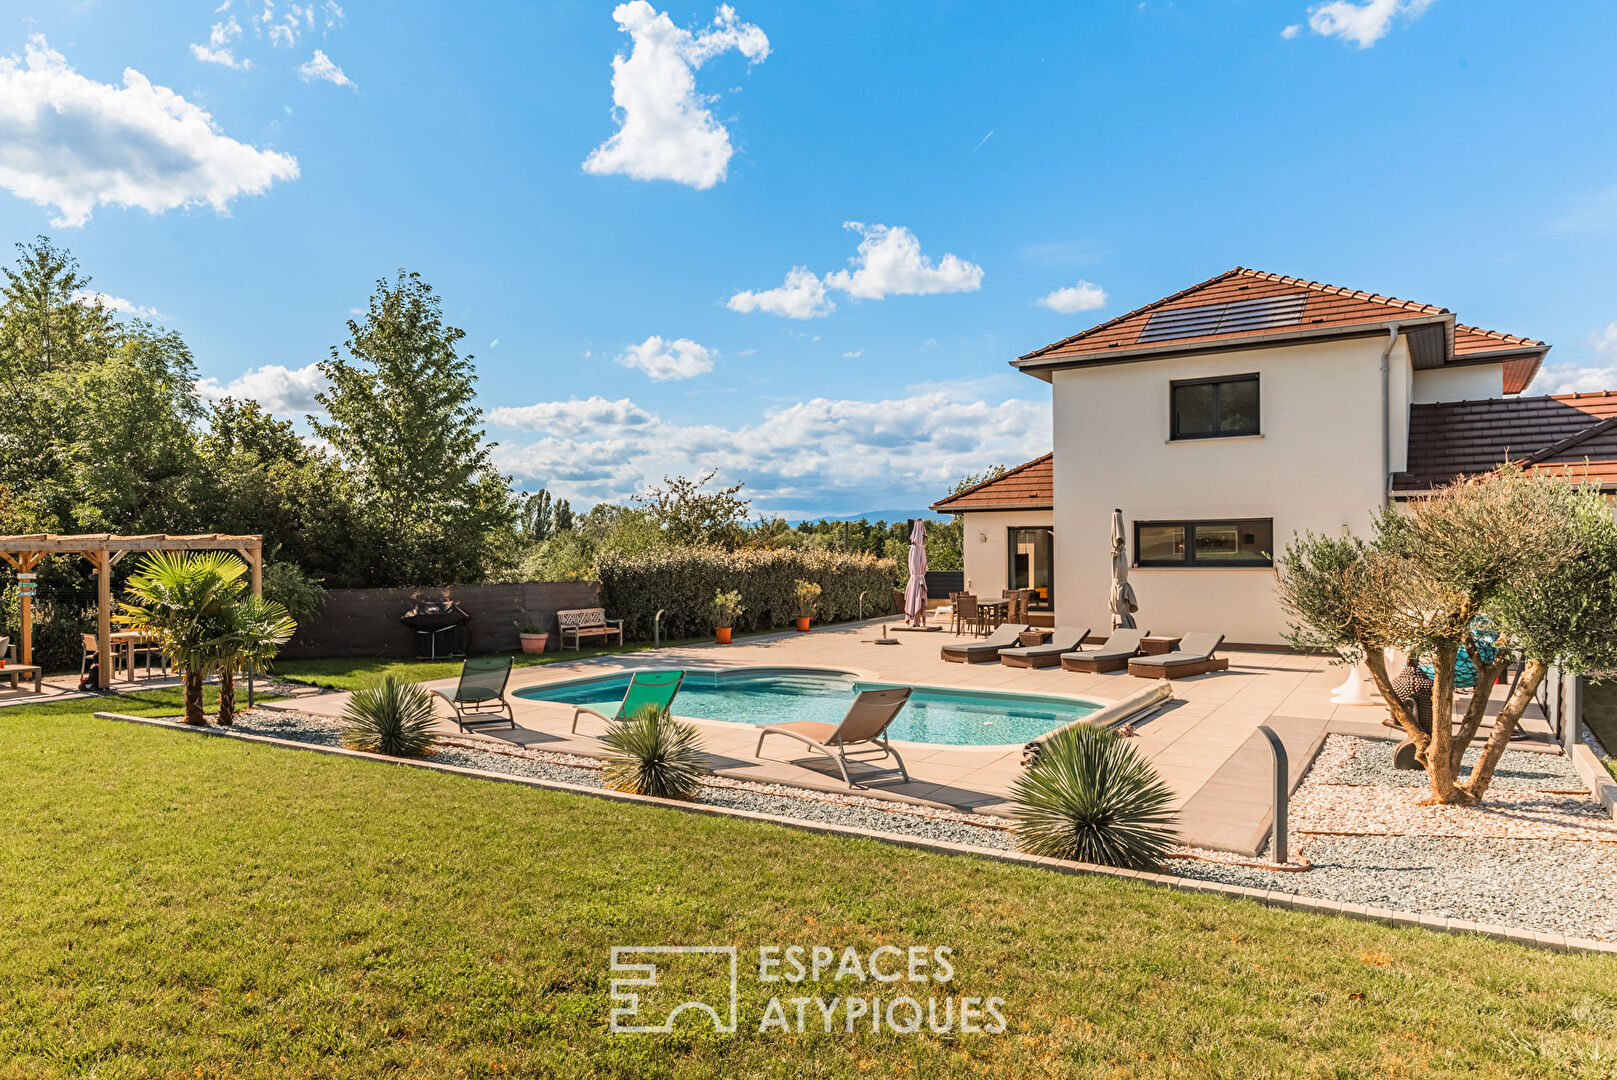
[932,267,1617,645]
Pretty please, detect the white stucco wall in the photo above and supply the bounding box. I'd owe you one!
[1049,337,1401,644]
[958,509,1054,598]
[1411,363,1504,403]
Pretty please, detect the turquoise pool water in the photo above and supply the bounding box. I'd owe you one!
[514,669,1098,747]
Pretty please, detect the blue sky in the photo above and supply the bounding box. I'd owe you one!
[3,1,1616,516]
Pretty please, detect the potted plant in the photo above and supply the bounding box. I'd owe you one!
[710,589,743,644]
[513,609,550,653]
[793,579,821,632]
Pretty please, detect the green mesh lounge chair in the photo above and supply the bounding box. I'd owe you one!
[571,670,686,733]
[431,656,516,732]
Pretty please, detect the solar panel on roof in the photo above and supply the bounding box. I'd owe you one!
[1138,292,1309,344]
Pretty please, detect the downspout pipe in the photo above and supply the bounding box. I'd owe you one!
[1380,323,1401,508]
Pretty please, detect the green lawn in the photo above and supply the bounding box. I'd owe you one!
[0,712,1612,1079]
[0,684,275,723]
[274,630,795,692]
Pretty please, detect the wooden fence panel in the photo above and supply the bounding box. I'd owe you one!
[281,581,603,659]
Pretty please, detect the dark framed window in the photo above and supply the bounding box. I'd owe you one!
[1170,374,1259,440]
[1134,518,1274,568]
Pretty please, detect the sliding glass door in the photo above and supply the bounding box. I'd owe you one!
[1007,527,1054,612]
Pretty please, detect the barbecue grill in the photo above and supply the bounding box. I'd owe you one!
[401,599,469,659]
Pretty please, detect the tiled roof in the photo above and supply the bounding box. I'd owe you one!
[930,453,1052,512]
[1015,268,1549,393]
[1394,392,1617,492]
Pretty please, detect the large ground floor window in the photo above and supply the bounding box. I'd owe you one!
[1007,527,1054,610]
[1134,518,1274,568]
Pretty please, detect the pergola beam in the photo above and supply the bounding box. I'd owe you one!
[0,533,263,681]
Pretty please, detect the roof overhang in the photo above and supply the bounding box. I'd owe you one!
[1010,315,1454,382]
[926,501,1053,513]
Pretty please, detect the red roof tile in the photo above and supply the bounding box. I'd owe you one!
[1016,268,1549,394]
[1394,392,1617,491]
[930,454,1052,512]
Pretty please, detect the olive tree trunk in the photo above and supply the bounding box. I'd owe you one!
[1420,641,1464,804]
[1460,658,1550,801]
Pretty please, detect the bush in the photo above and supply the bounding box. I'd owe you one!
[794,579,821,620]
[710,588,744,629]
[1010,724,1177,870]
[340,675,439,757]
[595,546,898,639]
[600,706,708,800]
[262,561,327,634]
[0,587,94,673]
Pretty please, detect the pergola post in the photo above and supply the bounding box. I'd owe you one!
[0,551,39,665]
[95,548,112,690]
[249,540,262,596]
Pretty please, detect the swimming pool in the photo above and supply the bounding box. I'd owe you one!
[513,668,1099,747]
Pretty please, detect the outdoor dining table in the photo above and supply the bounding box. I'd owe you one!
[977,598,1009,631]
[110,630,161,683]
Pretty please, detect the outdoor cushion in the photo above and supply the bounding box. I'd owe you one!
[997,626,1088,661]
[1129,633,1224,667]
[1060,627,1148,663]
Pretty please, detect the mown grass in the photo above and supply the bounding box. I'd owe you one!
[0,684,274,723]
[0,710,1613,1078]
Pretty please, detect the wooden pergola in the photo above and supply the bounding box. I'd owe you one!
[0,534,262,689]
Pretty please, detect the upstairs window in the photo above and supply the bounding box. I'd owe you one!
[1135,518,1274,568]
[1170,374,1259,440]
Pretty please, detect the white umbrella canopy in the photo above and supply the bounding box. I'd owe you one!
[1109,508,1138,630]
[904,519,928,626]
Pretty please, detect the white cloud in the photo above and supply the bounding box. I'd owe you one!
[582,2,769,190]
[1034,279,1108,315]
[0,36,299,227]
[1519,326,1617,395]
[726,265,834,319]
[1281,24,1303,39]
[842,349,863,359]
[613,335,715,380]
[728,223,982,319]
[1593,322,1617,357]
[823,223,984,300]
[1299,0,1434,49]
[73,289,164,321]
[192,16,251,69]
[253,1,345,48]
[486,388,1049,512]
[196,362,328,416]
[298,49,354,88]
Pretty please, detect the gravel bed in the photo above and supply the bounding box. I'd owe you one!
[229,709,1014,850]
[1172,835,1617,940]
[1335,734,1585,790]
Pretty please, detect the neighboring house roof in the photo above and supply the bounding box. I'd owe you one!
[929,453,1053,512]
[1394,392,1617,492]
[1013,267,1548,392]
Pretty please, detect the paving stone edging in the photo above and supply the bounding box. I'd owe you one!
[95,711,1617,958]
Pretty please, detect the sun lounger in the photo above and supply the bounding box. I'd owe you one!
[754,687,912,787]
[997,626,1091,669]
[430,656,516,732]
[1059,628,1149,673]
[571,669,685,732]
[1127,633,1228,679]
[940,623,1030,663]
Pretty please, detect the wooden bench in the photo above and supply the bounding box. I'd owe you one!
[557,608,624,651]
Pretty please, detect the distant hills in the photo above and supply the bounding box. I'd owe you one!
[783,509,948,526]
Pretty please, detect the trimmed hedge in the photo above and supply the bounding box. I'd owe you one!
[594,546,899,640]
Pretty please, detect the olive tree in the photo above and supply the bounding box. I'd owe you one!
[1277,467,1612,805]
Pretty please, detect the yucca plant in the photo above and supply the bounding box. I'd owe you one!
[340,675,439,757]
[600,706,708,801]
[1010,723,1177,870]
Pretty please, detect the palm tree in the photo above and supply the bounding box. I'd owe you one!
[118,552,246,725]
[215,594,297,725]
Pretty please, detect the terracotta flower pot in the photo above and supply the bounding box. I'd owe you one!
[795,617,811,632]
[518,632,549,654]
[715,627,732,644]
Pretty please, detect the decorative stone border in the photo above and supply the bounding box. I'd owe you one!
[94,711,1617,957]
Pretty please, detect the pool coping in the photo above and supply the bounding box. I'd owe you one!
[93,710,1617,957]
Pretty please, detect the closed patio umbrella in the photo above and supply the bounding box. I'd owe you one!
[1109,508,1138,630]
[904,519,928,626]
